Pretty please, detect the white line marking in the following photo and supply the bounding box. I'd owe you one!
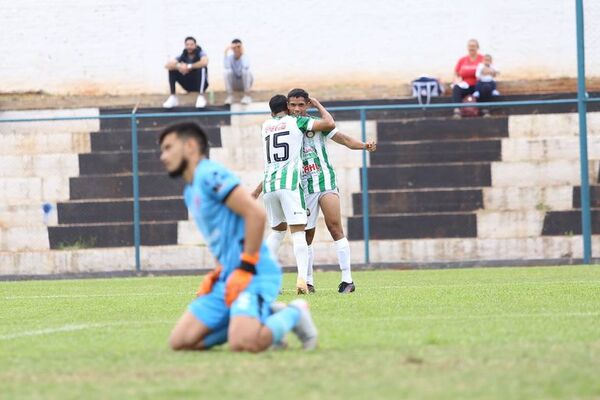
[0,320,171,341]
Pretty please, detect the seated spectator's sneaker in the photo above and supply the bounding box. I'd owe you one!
[492,89,500,96]
[162,95,179,109]
[224,95,233,105]
[241,95,252,105]
[195,94,207,108]
[472,91,480,98]
[338,281,356,294]
[482,109,491,118]
[453,108,462,119]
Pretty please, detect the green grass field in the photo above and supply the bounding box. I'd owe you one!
[1,267,600,399]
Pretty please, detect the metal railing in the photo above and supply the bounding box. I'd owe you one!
[0,0,594,269]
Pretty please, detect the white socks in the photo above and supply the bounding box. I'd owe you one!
[307,245,314,285]
[266,230,286,259]
[292,231,309,282]
[334,237,352,283]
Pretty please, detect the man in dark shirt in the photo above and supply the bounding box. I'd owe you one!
[163,36,209,108]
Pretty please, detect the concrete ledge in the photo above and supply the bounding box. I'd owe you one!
[501,137,600,161]
[0,154,79,178]
[483,186,573,211]
[0,132,90,155]
[491,160,599,187]
[0,226,49,251]
[0,108,100,134]
[477,210,546,238]
[508,112,600,138]
[0,204,58,228]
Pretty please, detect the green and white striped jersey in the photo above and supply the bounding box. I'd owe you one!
[301,118,338,194]
[262,115,314,193]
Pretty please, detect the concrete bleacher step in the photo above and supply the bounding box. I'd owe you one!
[366,163,491,190]
[351,189,484,214]
[90,127,223,152]
[501,136,600,161]
[0,176,70,204]
[347,212,477,240]
[1,226,49,251]
[0,154,79,177]
[509,112,600,138]
[0,131,90,155]
[48,221,179,249]
[491,160,599,187]
[542,210,600,235]
[377,117,508,142]
[574,186,600,207]
[371,139,501,165]
[69,174,185,200]
[56,198,186,224]
[98,107,231,131]
[0,204,58,227]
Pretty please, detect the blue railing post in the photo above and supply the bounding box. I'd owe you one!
[575,0,592,264]
[131,110,141,272]
[360,108,370,264]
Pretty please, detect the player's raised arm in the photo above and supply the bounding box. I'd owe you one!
[332,131,377,152]
[308,97,335,132]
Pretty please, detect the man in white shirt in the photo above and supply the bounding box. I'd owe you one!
[223,39,253,105]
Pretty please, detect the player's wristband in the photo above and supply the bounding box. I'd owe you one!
[239,252,259,274]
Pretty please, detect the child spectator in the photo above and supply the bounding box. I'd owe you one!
[474,54,500,99]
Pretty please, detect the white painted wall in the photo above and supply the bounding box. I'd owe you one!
[1,0,599,95]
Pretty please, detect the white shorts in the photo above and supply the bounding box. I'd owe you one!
[263,189,307,228]
[305,189,339,230]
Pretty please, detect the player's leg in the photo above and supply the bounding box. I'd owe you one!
[263,192,287,258]
[319,191,355,293]
[280,189,309,294]
[304,192,321,292]
[169,282,229,350]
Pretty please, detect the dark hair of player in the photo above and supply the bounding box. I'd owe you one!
[184,36,197,44]
[287,88,309,100]
[159,122,209,156]
[269,95,289,114]
[231,38,242,44]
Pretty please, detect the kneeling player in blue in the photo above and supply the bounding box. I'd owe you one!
[159,122,317,352]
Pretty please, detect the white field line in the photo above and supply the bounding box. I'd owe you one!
[0,320,171,341]
[355,311,600,321]
[3,280,600,300]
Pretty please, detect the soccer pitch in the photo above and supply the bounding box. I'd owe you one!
[1,267,599,399]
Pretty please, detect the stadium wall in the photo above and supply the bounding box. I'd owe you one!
[1,0,599,95]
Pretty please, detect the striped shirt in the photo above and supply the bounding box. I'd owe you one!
[262,115,314,193]
[301,118,338,194]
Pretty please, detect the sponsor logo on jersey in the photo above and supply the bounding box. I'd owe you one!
[303,163,321,174]
[265,122,287,133]
[306,130,315,138]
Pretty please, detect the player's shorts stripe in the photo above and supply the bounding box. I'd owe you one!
[299,186,306,209]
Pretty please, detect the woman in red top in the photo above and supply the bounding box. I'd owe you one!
[452,39,490,117]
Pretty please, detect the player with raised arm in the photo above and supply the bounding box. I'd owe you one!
[253,95,335,294]
[287,88,376,294]
[160,122,317,352]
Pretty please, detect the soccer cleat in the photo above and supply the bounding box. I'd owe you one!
[289,299,318,350]
[338,281,356,294]
[296,278,308,295]
[195,94,207,108]
[162,95,179,108]
[241,95,252,105]
[307,283,316,293]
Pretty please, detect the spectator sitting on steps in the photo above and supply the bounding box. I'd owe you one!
[474,54,500,99]
[452,39,494,118]
[223,38,253,105]
[163,36,209,109]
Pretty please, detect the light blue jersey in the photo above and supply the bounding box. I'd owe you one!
[183,159,279,280]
